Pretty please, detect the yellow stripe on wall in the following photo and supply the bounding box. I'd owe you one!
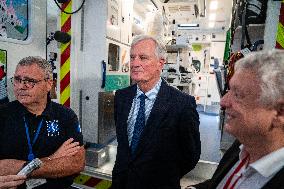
[60,85,70,105]
[277,22,284,48]
[73,174,92,185]
[60,42,71,54]
[61,2,72,27]
[60,58,70,79]
[95,180,112,189]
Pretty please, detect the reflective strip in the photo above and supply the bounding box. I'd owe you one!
[60,0,72,107]
[276,22,284,48]
[276,2,284,49]
[60,58,70,80]
[60,1,72,27]
[73,174,112,188]
[60,84,70,105]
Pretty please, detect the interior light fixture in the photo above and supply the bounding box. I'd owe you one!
[178,23,199,27]
[177,27,200,30]
[209,22,215,28]
[209,13,216,21]
[210,1,218,10]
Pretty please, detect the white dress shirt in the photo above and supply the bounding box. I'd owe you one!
[216,145,284,189]
[127,78,162,145]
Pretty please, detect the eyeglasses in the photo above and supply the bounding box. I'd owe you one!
[11,76,48,89]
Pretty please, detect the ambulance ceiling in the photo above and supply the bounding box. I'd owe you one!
[46,0,233,34]
[134,0,233,33]
[165,0,232,31]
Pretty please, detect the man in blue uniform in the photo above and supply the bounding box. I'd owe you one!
[0,56,85,189]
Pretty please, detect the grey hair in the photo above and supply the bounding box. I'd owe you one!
[131,35,167,60]
[235,49,284,107]
[17,56,53,80]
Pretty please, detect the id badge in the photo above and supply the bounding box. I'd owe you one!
[26,178,47,189]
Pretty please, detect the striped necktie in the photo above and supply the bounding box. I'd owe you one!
[130,94,146,154]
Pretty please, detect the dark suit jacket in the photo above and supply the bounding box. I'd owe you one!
[193,140,284,189]
[112,80,201,189]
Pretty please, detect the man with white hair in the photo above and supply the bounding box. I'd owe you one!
[112,35,201,189]
[188,49,284,189]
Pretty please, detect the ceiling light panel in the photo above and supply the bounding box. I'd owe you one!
[210,1,218,10]
[209,13,216,21]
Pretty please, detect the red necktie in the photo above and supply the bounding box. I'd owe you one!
[223,155,250,189]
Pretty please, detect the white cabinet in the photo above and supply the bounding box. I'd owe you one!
[193,73,220,112]
[81,0,133,143]
[107,0,121,41]
[120,0,134,44]
[106,0,134,44]
[193,74,209,107]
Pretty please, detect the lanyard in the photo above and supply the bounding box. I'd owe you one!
[23,116,44,161]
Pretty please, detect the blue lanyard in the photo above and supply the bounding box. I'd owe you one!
[23,117,44,161]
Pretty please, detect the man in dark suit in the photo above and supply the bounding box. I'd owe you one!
[111,35,201,189]
[187,49,284,189]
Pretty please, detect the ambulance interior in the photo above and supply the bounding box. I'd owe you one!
[0,0,282,188]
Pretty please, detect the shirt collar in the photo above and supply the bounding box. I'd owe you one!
[239,145,284,177]
[41,98,52,118]
[16,97,52,119]
[239,145,249,160]
[136,78,162,101]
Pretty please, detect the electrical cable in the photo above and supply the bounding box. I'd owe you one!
[53,0,85,14]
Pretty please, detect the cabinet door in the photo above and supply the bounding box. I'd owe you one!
[107,0,121,41]
[120,0,134,44]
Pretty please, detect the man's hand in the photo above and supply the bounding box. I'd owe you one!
[49,138,81,159]
[30,138,85,178]
[0,175,26,189]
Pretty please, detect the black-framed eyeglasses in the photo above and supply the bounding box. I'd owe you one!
[11,76,49,89]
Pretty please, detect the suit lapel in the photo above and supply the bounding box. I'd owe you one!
[215,150,284,189]
[132,80,172,159]
[262,167,284,188]
[118,85,137,152]
[121,86,137,125]
[213,153,239,186]
[211,141,240,188]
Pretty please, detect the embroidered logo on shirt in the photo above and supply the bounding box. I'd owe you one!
[46,120,59,136]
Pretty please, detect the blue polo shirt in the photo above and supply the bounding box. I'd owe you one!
[0,99,83,189]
